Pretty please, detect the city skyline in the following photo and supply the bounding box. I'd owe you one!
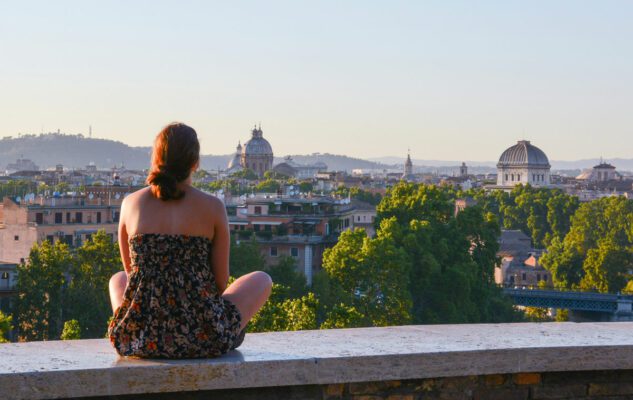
[1,1,632,161]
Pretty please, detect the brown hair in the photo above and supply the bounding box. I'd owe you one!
[147,122,200,201]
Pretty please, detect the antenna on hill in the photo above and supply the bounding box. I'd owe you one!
[89,125,92,138]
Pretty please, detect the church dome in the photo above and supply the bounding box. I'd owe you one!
[498,140,550,168]
[227,142,242,170]
[243,126,273,156]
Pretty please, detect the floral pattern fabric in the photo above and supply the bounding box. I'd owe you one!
[108,233,242,358]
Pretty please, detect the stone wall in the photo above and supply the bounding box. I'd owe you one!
[4,324,633,400]
[79,371,633,400]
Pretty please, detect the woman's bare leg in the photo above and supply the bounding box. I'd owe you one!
[222,271,272,331]
[109,271,128,312]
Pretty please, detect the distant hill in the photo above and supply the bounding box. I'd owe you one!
[281,154,388,172]
[0,133,388,172]
[369,156,497,168]
[0,133,152,170]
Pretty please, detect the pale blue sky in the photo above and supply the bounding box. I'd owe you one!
[1,1,632,161]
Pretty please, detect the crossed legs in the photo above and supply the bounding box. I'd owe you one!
[108,270,272,331]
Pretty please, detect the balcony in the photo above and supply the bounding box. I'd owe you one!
[2,323,633,399]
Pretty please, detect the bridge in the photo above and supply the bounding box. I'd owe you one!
[502,287,633,321]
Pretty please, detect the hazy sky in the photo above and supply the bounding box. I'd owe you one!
[1,1,632,161]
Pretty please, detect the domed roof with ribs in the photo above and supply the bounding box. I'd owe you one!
[243,126,273,156]
[498,140,550,168]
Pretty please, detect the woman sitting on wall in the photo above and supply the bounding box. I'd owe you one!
[107,122,272,358]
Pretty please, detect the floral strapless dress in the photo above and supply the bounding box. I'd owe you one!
[107,233,242,358]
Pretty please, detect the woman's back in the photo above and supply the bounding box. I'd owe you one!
[108,122,271,359]
[123,185,218,239]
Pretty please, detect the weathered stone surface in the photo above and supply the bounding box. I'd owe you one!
[531,383,587,399]
[484,374,506,386]
[3,323,633,399]
[349,381,402,394]
[325,383,345,397]
[473,387,529,400]
[588,382,633,396]
[386,395,415,400]
[513,373,541,385]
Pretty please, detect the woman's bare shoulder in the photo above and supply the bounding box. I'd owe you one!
[122,187,152,207]
[188,186,225,211]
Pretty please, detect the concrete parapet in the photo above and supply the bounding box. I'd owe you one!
[2,322,633,399]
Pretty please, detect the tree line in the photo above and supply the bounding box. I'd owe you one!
[465,185,633,294]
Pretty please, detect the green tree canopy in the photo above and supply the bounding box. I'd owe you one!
[229,235,266,278]
[65,231,121,338]
[0,310,12,343]
[16,240,72,341]
[60,319,81,340]
[541,196,633,293]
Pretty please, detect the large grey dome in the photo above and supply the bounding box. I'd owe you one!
[243,126,273,156]
[498,140,550,168]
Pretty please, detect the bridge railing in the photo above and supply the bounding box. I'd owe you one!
[499,284,633,299]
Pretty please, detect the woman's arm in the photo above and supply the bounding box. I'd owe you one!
[118,198,132,275]
[210,197,230,294]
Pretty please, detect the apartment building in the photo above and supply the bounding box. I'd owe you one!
[226,194,376,285]
[0,186,141,264]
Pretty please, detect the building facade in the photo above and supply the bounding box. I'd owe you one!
[272,157,327,179]
[496,140,551,188]
[402,152,414,181]
[0,186,141,264]
[495,230,551,287]
[576,162,619,182]
[225,194,376,285]
[241,125,274,178]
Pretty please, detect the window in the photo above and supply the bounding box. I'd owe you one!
[46,235,54,243]
[254,206,262,215]
[270,247,278,257]
[533,174,535,182]
[113,211,120,222]
[537,273,541,281]
[264,225,271,232]
[85,234,92,242]
[75,212,83,223]
[66,212,71,223]
[63,235,73,246]
[36,213,43,224]
[96,212,102,224]
[544,275,548,282]
[254,224,261,232]
[1,272,9,280]
[55,212,63,224]
[14,235,19,241]
[505,174,508,181]
[19,258,25,264]
[522,273,527,281]
[291,247,299,257]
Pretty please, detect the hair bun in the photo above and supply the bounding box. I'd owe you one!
[146,123,200,201]
[147,170,183,200]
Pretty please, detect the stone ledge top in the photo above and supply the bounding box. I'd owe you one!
[2,322,633,399]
